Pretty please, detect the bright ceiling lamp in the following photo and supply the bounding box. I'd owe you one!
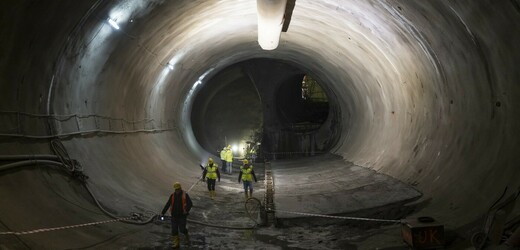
[107,17,120,30]
[256,0,287,50]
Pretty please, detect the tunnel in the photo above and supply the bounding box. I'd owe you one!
[1,0,520,249]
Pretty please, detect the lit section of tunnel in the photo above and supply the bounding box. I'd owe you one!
[1,0,520,248]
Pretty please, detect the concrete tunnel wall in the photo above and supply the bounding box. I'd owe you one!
[1,0,520,239]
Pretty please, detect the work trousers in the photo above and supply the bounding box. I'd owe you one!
[206,178,216,191]
[221,159,226,172]
[171,216,188,236]
[226,161,233,173]
[243,181,253,193]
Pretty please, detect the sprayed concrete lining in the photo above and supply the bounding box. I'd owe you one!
[271,154,422,219]
[1,0,520,248]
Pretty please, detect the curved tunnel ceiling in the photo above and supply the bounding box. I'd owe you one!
[1,0,520,248]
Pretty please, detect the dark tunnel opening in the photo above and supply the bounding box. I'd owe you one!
[273,74,331,158]
[191,58,339,160]
[190,61,263,159]
[276,74,329,126]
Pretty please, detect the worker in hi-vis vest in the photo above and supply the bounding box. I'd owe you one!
[161,182,193,248]
[238,159,258,199]
[224,145,233,174]
[220,146,227,172]
[202,158,221,199]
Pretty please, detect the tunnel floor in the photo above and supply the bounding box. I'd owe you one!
[60,155,424,249]
[3,155,430,249]
[1,153,428,249]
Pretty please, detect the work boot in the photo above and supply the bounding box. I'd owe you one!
[249,190,253,198]
[244,192,249,200]
[212,190,216,198]
[184,233,191,246]
[172,235,180,248]
[209,191,213,199]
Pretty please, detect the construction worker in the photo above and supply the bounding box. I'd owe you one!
[225,145,233,174]
[220,146,227,172]
[202,158,220,199]
[161,182,193,248]
[250,148,257,163]
[238,159,257,199]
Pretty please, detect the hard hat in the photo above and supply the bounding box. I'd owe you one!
[173,182,182,190]
[243,159,249,164]
[208,158,213,163]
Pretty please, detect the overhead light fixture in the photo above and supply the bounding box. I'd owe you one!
[256,0,287,50]
[108,18,120,30]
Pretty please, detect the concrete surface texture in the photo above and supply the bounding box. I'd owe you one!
[1,0,520,249]
[272,154,421,218]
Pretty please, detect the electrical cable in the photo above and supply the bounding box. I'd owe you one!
[51,139,76,171]
[0,160,66,172]
[0,217,134,236]
[37,165,104,216]
[82,182,157,225]
[273,209,402,223]
[186,173,204,193]
[0,162,156,226]
[0,155,60,161]
[0,128,174,139]
[51,139,157,225]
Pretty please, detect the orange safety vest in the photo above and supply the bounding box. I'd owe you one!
[170,191,187,213]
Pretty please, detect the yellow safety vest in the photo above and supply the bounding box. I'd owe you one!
[206,164,218,179]
[220,149,226,160]
[225,149,233,162]
[240,165,253,181]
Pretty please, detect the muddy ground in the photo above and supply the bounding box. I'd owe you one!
[79,163,428,249]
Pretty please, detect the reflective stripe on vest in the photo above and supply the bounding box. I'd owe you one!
[170,191,187,213]
[206,164,217,179]
[240,165,253,181]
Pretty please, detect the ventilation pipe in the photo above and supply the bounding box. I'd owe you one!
[256,0,287,50]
